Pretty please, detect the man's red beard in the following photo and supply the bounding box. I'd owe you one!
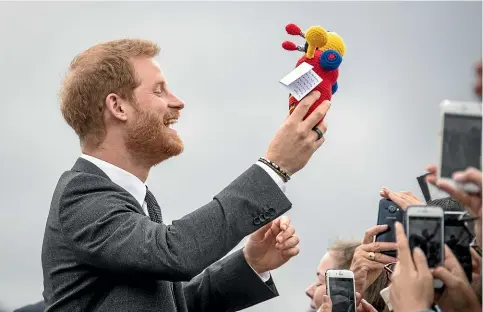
[125,107,184,166]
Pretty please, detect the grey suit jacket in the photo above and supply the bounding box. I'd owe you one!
[42,158,292,312]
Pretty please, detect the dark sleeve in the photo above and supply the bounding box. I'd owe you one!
[59,164,291,281]
[183,249,278,312]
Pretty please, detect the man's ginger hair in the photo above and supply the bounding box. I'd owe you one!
[60,39,160,147]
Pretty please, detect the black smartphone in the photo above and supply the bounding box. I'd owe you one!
[445,211,474,282]
[375,199,404,257]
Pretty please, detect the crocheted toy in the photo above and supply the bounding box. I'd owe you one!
[282,23,345,122]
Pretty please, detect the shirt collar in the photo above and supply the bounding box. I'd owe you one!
[80,154,146,207]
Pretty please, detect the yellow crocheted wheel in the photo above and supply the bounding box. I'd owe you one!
[324,32,346,56]
[305,26,328,59]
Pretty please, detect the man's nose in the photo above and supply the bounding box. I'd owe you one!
[168,94,185,110]
[305,283,316,298]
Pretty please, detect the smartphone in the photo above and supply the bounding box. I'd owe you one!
[438,100,482,193]
[444,211,474,282]
[376,198,404,257]
[406,205,445,288]
[325,269,357,312]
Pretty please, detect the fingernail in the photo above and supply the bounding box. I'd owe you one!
[322,295,329,303]
[413,247,424,255]
[452,172,463,181]
[314,91,321,97]
[362,299,368,305]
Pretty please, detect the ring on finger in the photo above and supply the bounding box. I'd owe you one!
[312,127,323,141]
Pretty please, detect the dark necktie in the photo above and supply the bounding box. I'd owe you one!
[145,188,163,223]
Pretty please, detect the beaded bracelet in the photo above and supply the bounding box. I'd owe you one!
[258,157,291,182]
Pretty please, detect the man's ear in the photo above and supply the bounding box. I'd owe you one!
[105,93,128,121]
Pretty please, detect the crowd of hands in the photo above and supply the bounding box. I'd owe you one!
[238,62,482,312]
[243,164,482,312]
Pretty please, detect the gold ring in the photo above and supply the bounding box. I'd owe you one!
[368,252,376,261]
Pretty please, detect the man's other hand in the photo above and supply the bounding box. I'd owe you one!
[243,216,300,274]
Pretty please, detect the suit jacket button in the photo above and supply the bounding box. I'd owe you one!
[253,217,261,225]
[268,208,276,217]
[259,214,266,222]
[263,211,271,220]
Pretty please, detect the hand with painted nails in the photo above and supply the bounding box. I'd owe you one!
[350,225,398,294]
[380,188,424,210]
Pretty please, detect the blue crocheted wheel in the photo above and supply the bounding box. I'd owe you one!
[319,50,342,71]
[332,81,338,94]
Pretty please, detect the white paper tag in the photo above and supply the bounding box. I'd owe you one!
[280,62,323,101]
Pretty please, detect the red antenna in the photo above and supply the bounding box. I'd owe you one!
[285,23,305,38]
[282,41,304,52]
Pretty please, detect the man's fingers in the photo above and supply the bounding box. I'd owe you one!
[279,215,290,231]
[435,180,473,208]
[303,100,331,129]
[277,225,295,243]
[372,252,398,264]
[281,246,300,258]
[470,248,482,271]
[395,222,415,271]
[443,245,466,278]
[432,266,459,288]
[453,167,482,188]
[251,221,273,240]
[425,164,438,184]
[290,91,321,121]
[425,164,438,174]
[271,216,290,237]
[276,235,300,250]
[362,225,388,244]
[363,242,398,253]
[320,295,332,312]
[355,292,362,307]
[402,190,421,201]
[412,247,430,273]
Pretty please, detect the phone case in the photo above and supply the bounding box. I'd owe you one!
[375,199,404,257]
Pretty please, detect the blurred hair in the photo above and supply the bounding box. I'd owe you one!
[364,271,389,311]
[328,240,361,269]
[427,197,465,211]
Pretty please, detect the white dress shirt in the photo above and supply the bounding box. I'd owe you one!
[80,154,287,282]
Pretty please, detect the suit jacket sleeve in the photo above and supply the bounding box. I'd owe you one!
[182,249,278,312]
[58,164,291,281]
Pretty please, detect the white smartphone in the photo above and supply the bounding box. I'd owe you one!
[437,100,482,193]
[325,269,357,312]
[406,205,445,288]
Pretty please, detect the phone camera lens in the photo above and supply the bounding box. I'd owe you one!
[388,205,397,213]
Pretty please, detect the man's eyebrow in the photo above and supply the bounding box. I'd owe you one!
[153,81,166,88]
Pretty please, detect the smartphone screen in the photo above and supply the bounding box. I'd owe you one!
[408,216,443,267]
[328,277,356,312]
[441,113,481,178]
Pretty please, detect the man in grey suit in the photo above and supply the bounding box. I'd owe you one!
[42,38,331,312]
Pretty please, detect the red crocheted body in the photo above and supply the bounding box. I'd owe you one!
[289,50,339,123]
